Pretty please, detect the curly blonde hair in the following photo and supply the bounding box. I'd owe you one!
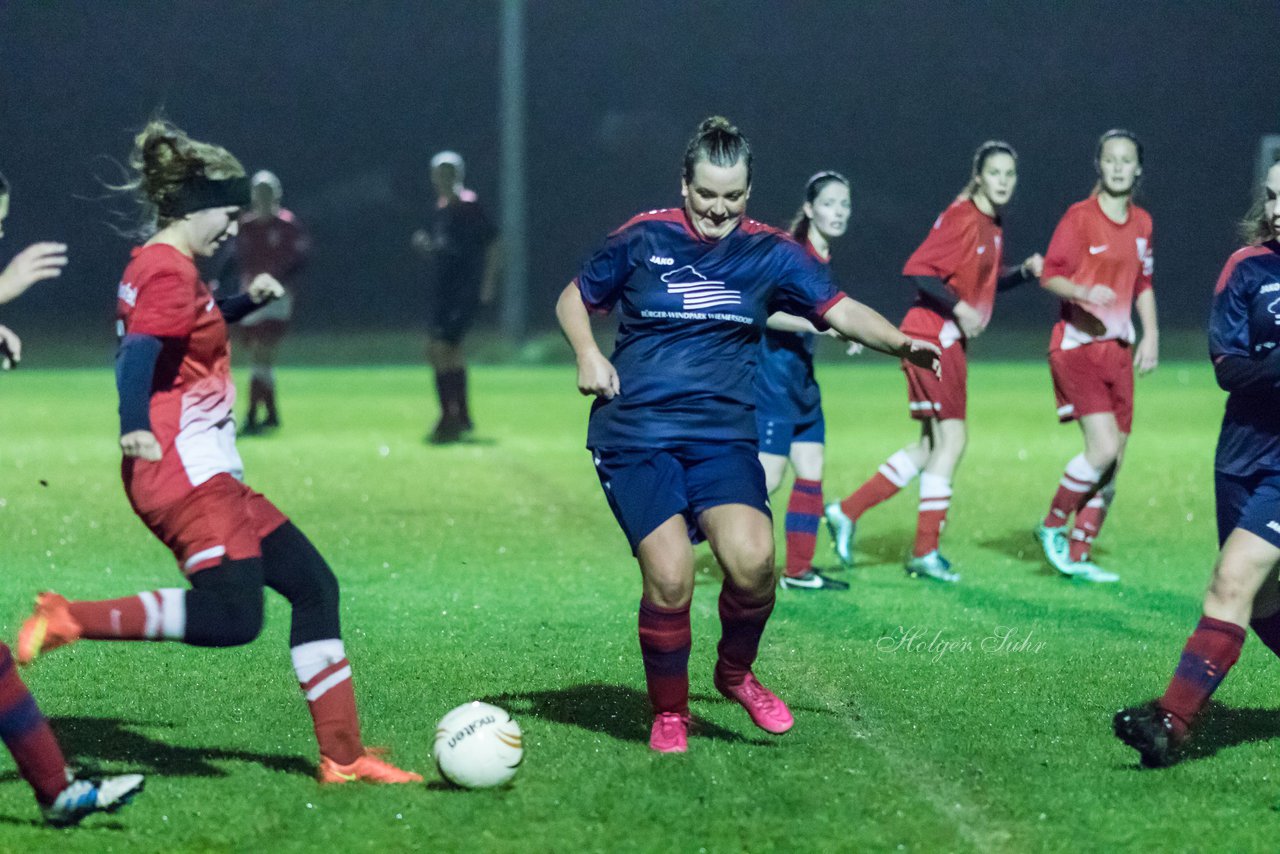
[124,118,245,226]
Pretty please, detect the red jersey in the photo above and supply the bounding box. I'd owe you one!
[903,199,1004,327]
[1042,196,1153,350]
[235,208,309,287]
[116,244,242,514]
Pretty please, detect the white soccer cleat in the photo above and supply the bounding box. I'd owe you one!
[42,773,145,827]
[1067,560,1120,583]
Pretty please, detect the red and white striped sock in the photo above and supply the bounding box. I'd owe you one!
[912,473,951,558]
[68,590,186,641]
[1042,454,1102,528]
[1069,484,1114,562]
[840,449,920,521]
[292,639,363,764]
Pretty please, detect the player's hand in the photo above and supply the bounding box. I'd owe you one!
[576,349,620,399]
[1082,285,1116,308]
[247,273,284,304]
[953,300,986,339]
[1134,336,1159,375]
[845,341,864,356]
[410,230,434,254]
[0,242,68,303]
[120,430,162,461]
[0,324,21,369]
[901,338,942,380]
[1022,253,1044,279]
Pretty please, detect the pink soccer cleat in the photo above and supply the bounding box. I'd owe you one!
[714,671,794,734]
[649,712,690,753]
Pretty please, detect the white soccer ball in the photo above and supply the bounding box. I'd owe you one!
[433,701,523,788]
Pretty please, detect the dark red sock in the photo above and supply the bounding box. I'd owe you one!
[1251,610,1280,660]
[293,640,363,764]
[1069,498,1107,562]
[715,583,774,686]
[68,595,148,639]
[784,479,823,578]
[0,644,68,805]
[637,599,691,715]
[1158,615,1246,738]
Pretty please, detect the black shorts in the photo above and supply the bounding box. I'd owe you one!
[591,442,770,554]
[1215,469,1280,550]
[428,295,479,346]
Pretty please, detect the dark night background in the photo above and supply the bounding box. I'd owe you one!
[2,1,1278,356]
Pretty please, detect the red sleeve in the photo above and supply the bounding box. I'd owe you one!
[1134,218,1154,296]
[1041,208,1084,281]
[902,206,973,282]
[127,267,198,337]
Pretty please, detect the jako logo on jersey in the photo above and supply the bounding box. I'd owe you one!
[662,265,741,310]
[1260,282,1280,294]
[1267,296,1280,325]
[1088,244,1109,255]
[117,281,138,306]
[1268,520,1280,535]
[648,255,675,266]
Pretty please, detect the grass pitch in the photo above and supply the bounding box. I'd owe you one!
[0,359,1272,853]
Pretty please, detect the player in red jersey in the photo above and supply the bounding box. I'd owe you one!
[235,170,310,434]
[14,121,420,785]
[557,117,940,752]
[411,151,501,443]
[1033,130,1159,583]
[824,142,1043,582]
[0,171,145,825]
[1114,161,1280,767]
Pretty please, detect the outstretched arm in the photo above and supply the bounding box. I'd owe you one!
[555,282,619,399]
[0,242,68,304]
[821,296,940,375]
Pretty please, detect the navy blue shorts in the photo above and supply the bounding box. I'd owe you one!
[591,442,771,554]
[1215,469,1280,549]
[755,412,825,456]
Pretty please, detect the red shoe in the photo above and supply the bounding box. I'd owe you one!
[317,750,422,784]
[17,592,81,665]
[714,671,794,734]
[649,712,690,753]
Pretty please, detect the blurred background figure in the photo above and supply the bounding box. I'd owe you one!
[235,170,310,434]
[411,150,502,444]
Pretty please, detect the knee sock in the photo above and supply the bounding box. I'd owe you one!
[261,522,361,762]
[1043,454,1102,528]
[715,582,775,686]
[291,639,362,764]
[1069,483,1114,562]
[912,472,951,558]
[0,645,68,805]
[840,449,919,521]
[783,478,823,578]
[1158,615,1246,739]
[637,599,691,716]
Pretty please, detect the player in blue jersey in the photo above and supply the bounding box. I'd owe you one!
[757,171,855,592]
[555,117,940,753]
[1114,161,1280,767]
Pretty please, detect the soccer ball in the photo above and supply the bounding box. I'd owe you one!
[433,701,523,788]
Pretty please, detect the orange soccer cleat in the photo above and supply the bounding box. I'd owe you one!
[17,592,82,665]
[317,750,423,784]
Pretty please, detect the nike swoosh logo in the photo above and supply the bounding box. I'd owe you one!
[1088,245,1108,255]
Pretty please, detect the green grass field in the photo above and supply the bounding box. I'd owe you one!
[0,360,1272,852]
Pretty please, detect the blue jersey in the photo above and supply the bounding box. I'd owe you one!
[1209,241,1280,476]
[576,208,843,448]
[756,329,820,421]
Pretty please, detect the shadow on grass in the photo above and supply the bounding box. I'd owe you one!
[480,683,774,747]
[0,716,314,779]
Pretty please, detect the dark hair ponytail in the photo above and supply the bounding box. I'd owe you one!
[957,140,1017,201]
[682,116,752,185]
[790,170,850,243]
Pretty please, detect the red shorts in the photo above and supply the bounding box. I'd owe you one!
[903,342,967,421]
[1049,339,1134,433]
[132,472,288,575]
